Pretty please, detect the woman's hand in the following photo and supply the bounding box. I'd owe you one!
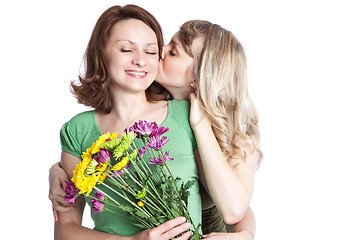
[131,217,192,240]
[48,162,74,221]
[189,93,210,129]
[202,230,253,240]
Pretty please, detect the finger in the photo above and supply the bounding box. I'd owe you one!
[51,198,74,212]
[52,207,58,222]
[189,93,196,103]
[175,231,192,240]
[49,191,72,206]
[154,217,187,234]
[162,222,191,239]
[52,184,67,196]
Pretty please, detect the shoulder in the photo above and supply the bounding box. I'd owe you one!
[168,100,190,119]
[60,110,96,141]
[62,111,95,129]
[167,100,197,148]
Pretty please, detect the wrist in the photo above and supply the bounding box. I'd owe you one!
[191,115,211,131]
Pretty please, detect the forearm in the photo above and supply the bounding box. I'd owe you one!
[54,197,130,240]
[55,221,127,240]
[193,119,253,223]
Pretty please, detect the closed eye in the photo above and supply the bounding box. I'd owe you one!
[169,50,176,56]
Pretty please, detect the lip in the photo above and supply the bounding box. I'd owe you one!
[125,70,147,78]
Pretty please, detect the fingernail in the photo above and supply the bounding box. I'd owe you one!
[179,216,186,222]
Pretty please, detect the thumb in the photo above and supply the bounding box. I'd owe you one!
[189,93,197,103]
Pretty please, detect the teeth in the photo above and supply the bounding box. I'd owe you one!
[126,71,146,76]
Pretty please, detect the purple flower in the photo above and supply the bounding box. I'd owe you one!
[64,181,78,204]
[90,190,106,213]
[149,157,163,165]
[138,146,148,157]
[148,151,174,165]
[147,135,169,150]
[150,126,169,138]
[129,120,158,137]
[98,149,111,163]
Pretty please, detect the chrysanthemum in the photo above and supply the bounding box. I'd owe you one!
[128,120,158,137]
[98,148,111,163]
[113,132,136,159]
[91,190,106,213]
[72,157,91,185]
[86,159,99,175]
[150,126,169,138]
[147,136,169,150]
[111,156,129,171]
[148,151,174,165]
[111,163,130,177]
[92,132,118,154]
[64,181,78,204]
[77,173,100,196]
[97,162,108,172]
[138,146,148,157]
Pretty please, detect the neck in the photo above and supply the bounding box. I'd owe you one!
[110,89,149,124]
[166,87,191,101]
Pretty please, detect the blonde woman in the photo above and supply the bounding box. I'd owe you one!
[50,18,260,240]
[157,20,261,238]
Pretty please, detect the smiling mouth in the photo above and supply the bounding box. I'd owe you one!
[125,70,147,77]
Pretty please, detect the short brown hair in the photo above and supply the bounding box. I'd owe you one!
[71,5,166,113]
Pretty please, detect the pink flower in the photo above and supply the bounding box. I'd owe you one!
[149,151,174,165]
[147,135,169,150]
[138,146,148,157]
[150,126,169,138]
[128,120,158,137]
[90,190,106,213]
[98,149,111,163]
[64,181,78,204]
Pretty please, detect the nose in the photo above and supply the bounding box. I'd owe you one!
[132,52,146,67]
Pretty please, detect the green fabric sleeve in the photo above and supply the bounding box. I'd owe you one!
[60,122,82,159]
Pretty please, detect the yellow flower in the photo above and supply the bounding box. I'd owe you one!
[111,156,128,171]
[77,174,100,196]
[137,200,144,207]
[98,172,107,183]
[71,157,91,185]
[81,143,95,160]
[97,162,108,172]
[92,132,118,154]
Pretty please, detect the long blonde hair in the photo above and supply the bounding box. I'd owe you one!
[178,20,262,165]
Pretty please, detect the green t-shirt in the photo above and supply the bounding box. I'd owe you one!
[60,100,202,236]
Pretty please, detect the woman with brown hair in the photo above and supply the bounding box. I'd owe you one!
[54,5,199,239]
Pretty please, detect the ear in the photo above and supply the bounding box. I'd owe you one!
[190,81,197,89]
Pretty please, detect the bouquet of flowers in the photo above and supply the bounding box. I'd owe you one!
[64,120,201,239]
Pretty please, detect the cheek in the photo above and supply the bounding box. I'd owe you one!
[163,59,181,78]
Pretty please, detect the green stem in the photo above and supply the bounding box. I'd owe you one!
[162,157,196,229]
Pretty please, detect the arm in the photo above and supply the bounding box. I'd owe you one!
[190,93,258,224]
[55,151,125,240]
[202,207,255,240]
[226,207,256,239]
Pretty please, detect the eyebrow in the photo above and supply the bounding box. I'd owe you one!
[115,39,157,46]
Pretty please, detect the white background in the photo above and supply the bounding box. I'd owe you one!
[1,0,359,239]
